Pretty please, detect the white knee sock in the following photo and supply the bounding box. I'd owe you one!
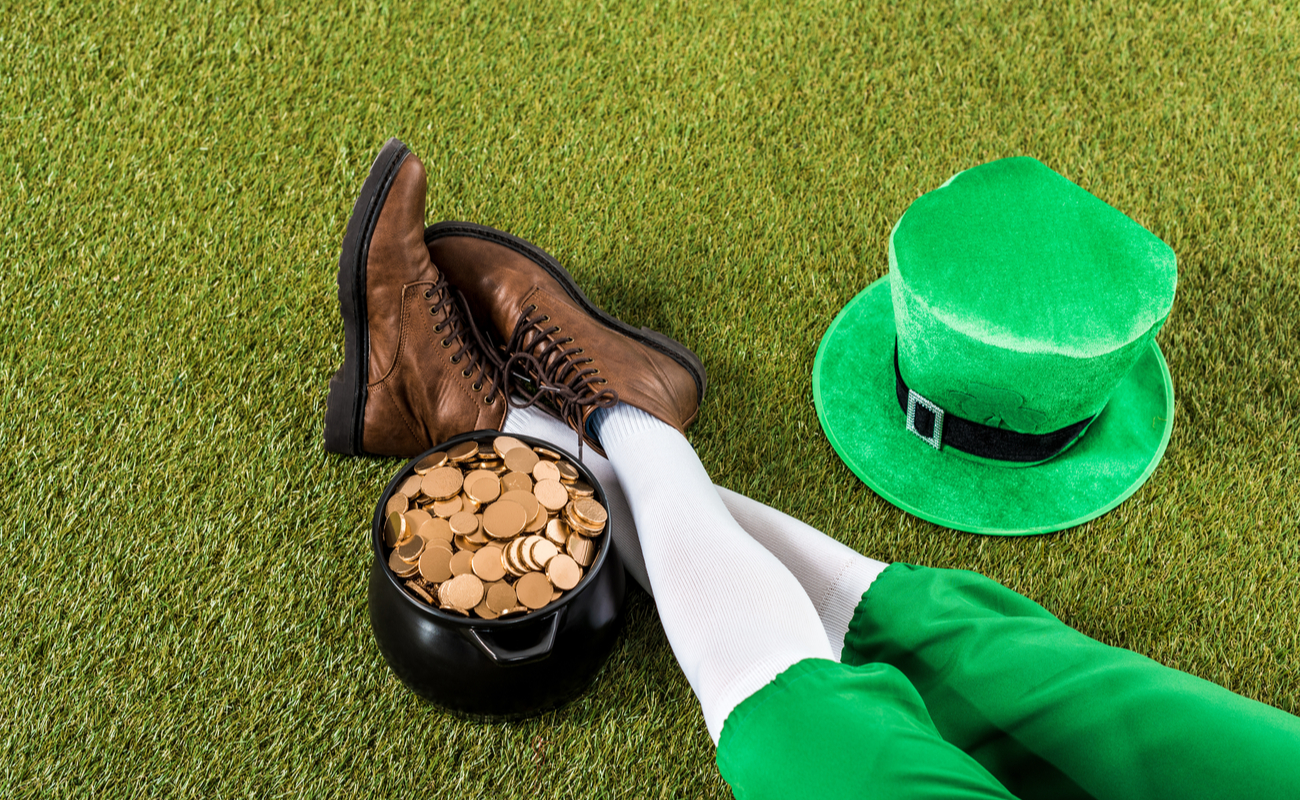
[504,403,889,656]
[590,404,833,743]
[715,487,888,658]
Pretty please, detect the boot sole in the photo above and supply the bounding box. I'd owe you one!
[324,138,412,456]
[422,221,709,403]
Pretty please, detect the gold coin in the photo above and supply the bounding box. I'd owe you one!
[403,509,433,534]
[448,441,478,463]
[515,572,554,610]
[493,435,528,458]
[449,511,479,537]
[422,467,463,500]
[432,496,463,518]
[419,546,454,582]
[565,503,604,535]
[397,535,426,563]
[545,518,570,546]
[477,442,496,460]
[531,538,560,570]
[533,480,569,512]
[551,588,563,602]
[482,500,527,540]
[463,468,496,487]
[441,573,485,610]
[449,549,475,577]
[503,447,540,474]
[501,490,541,524]
[454,534,484,552]
[523,509,548,533]
[513,539,535,577]
[534,446,563,461]
[567,534,596,567]
[465,527,490,545]
[519,535,545,571]
[532,460,561,483]
[388,549,410,574]
[385,493,409,518]
[573,497,608,527]
[546,554,582,590]
[498,606,529,618]
[501,471,533,493]
[459,493,481,515]
[485,580,518,614]
[405,580,435,604]
[392,558,420,578]
[569,480,595,498]
[555,461,580,482]
[473,600,500,619]
[503,539,528,577]
[384,512,407,547]
[413,451,448,474]
[471,546,507,582]
[465,475,502,504]
[398,475,423,498]
[422,536,453,555]
[417,517,454,543]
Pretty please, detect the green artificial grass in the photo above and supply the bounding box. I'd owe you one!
[3,0,1298,795]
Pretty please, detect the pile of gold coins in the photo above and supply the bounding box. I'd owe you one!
[381,435,609,619]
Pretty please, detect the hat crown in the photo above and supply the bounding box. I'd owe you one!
[890,157,1177,436]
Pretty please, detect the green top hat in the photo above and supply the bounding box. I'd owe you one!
[813,157,1177,535]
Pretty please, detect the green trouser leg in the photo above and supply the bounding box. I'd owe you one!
[842,564,1300,800]
[716,657,1022,799]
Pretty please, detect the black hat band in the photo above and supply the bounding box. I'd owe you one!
[893,342,1096,463]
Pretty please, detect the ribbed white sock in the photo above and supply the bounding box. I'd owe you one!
[590,403,833,743]
[715,487,888,658]
[503,403,889,657]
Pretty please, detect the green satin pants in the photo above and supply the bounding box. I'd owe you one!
[716,564,1300,799]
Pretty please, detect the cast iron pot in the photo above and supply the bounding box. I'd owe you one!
[368,430,626,720]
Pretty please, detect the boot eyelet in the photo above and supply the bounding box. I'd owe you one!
[441,338,451,348]
[432,321,442,331]
[450,355,461,364]
[484,395,495,405]
[424,289,432,299]
[462,368,472,378]
[472,382,482,392]
[541,315,550,322]
[429,307,438,317]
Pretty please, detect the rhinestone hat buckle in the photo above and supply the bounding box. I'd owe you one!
[905,389,945,449]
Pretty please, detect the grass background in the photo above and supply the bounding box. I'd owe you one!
[3,0,1298,795]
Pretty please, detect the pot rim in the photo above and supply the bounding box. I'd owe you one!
[370,429,615,629]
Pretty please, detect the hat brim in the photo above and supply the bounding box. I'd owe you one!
[812,277,1174,535]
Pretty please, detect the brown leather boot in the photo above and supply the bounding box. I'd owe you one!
[422,222,707,454]
[324,140,506,457]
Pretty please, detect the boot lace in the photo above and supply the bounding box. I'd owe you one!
[483,303,619,457]
[424,276,502,404]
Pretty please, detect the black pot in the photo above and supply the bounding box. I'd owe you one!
[367,430,626,719]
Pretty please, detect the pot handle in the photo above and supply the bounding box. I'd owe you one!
[467,609,563,666]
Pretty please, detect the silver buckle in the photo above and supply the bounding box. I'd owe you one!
[905,389,944,449]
